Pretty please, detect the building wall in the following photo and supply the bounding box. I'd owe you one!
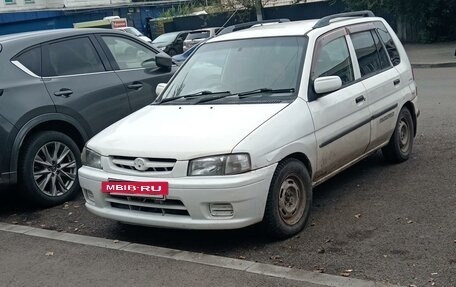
[0,0,131,12]
[0,0,47,11]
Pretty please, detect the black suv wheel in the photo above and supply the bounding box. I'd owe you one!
[19,131,81,207]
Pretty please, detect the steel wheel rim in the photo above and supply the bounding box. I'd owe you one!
[398,119,410,153]
[33,141,77,197]
[278,175,306,226]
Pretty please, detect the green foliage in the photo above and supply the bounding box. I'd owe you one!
[159,4,195,18]
[337,0,456,42]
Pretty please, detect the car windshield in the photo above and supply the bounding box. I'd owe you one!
[186,31,210,40]
[157,37,307,105]
[153,32,179,44]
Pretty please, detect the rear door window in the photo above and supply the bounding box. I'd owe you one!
[15,46,41,76]
[376,23,401,66]
[371,30,392,69]
[351,31,384,77]
[45,37,105,77]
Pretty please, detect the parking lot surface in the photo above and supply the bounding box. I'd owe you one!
[1,68,455,287]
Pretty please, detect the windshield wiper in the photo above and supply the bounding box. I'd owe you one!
[158,91,231,104]
[237,88,295,99]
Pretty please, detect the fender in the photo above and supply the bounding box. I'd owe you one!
[9,113,90,180]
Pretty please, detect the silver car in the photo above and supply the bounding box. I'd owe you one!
[183,27,221,51]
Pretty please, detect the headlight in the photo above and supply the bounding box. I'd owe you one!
[188,154,251,176]
[81,147,102,169]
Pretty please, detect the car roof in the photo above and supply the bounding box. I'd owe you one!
[209,17,383,43]
[0,28,124,45]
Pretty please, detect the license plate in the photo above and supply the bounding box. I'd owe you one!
[101,181,169,198]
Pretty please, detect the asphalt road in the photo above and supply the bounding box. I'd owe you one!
[1,68,455,287]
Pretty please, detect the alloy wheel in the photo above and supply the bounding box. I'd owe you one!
[32,141,77,197]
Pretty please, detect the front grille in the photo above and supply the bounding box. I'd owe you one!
[111,156,176,173]
[106,195,189,216]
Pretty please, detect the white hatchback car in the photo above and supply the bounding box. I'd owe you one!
[79,11,419,238]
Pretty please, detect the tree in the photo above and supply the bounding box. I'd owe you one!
[338,0,456,42]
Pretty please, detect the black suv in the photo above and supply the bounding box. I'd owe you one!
[0,28,175,206]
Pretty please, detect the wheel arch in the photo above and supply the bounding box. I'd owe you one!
[10,113,90,176]
[281,152,313,179]
[402,101,417,136]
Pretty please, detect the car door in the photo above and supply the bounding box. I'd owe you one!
[307,29,371,181]
[97,34,175,112]
[42,35,130,136]
[348,24,402,150]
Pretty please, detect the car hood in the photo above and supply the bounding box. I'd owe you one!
[87,104,288,160]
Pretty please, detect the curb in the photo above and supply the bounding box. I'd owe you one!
[411,62,456,68]
[0,222,403,287]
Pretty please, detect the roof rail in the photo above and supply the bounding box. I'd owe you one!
[217,19,290,36]
[313,10,375,29]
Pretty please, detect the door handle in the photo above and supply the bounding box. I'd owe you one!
[54,89,73,98]
[355,95,366,104]
[394,79,401,86]
[0,89,3,97]
[127,82,143,90]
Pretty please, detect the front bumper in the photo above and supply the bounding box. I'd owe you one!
[78,164,277,230]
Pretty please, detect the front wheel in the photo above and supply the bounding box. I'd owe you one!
[382,107,415,163]
[19,131,81,207]
[262,159,312,239]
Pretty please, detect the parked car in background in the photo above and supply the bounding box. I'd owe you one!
[173,20,291,64]
[172,42,201,65]
[183,27,220,51]
[78,12,418,238]
[152,31,190,56]
[0,28,176,206]
[115,27,152,43]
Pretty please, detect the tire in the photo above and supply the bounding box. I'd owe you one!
[382,107,414,163]
[167,49,177,56]
[19,131,81,207]
[262,159,312,239]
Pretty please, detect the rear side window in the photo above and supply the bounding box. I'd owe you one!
[312,36,354,85]
[351,31,384,77]
[45,37,105,77]
[376,24,401,66]
[16,46,41,76]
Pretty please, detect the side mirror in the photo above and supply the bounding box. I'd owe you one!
[155,83,167,97]
[156,52,172,70]
[314,76,342,94]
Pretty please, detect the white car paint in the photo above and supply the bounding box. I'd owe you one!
[79,16,418,230]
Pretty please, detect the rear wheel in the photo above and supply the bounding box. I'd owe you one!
[167,49,177,56]
[19,131,81,207]
[262,159,312,239]
[382,107,414,163]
